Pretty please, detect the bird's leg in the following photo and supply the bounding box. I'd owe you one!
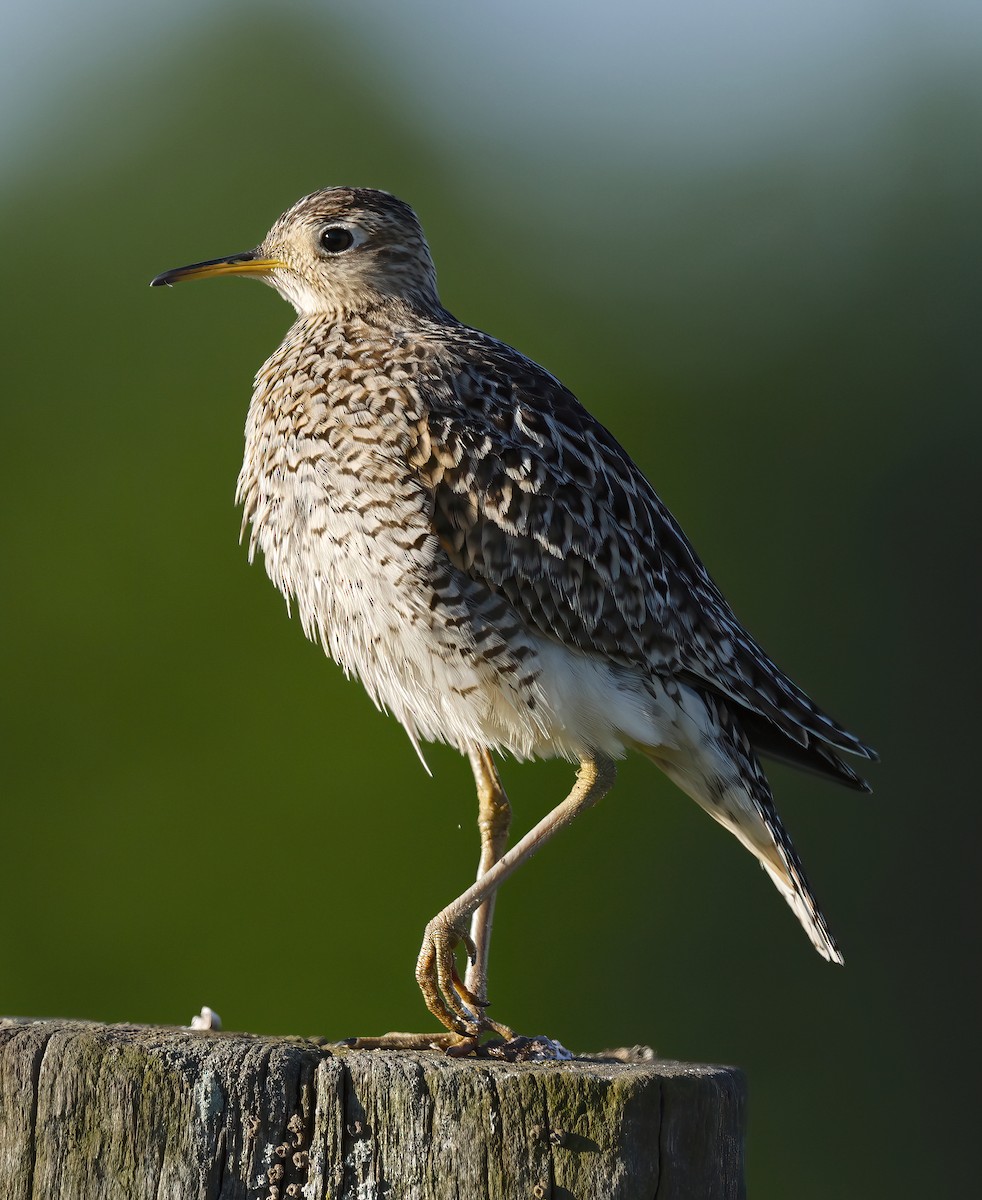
[338,749,512,1056]
[463,746,512,1007]
[415,754,617,1043]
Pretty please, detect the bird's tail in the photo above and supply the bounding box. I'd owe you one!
[752,812,843,964]
[641,691,843,963]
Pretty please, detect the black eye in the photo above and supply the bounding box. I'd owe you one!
[319,225,355,254]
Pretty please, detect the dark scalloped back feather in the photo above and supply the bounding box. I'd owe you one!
[410,323,876,773]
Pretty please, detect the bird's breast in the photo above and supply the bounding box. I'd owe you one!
[231,327,644,762]
[236,361,430,633]
[231,352,517,750]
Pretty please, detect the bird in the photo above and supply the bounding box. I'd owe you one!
[151,187,876,1052]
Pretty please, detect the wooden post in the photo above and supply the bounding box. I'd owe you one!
[0,1018,745,1199]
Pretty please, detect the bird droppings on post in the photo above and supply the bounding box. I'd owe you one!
[152,185,876,1051]
[188,1006,222,1031]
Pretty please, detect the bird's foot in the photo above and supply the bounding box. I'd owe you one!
[336,1031,573,1061]
[334,913,519,1056]
[415,913,515,1045]
[336,1031,477,1053]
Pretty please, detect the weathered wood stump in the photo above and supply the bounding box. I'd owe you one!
[0,1018,745,1199]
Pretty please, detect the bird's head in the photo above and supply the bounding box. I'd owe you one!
[151,187,441,318]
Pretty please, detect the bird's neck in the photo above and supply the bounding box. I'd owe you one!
[292,289,452,331]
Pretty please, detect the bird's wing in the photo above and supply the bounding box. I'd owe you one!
[410,331,875,764]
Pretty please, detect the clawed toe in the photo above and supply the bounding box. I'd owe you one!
[415,915,514,1043]
[337,1031,476,1052]
[337,1030,569,1060]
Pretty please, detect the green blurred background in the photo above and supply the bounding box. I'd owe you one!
[3,1,979,1195]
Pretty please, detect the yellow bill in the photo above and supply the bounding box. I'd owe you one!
[150,251,286,288]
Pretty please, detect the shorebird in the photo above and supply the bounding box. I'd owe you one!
[151,187,876,1051]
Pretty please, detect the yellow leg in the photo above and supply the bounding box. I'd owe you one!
[463,746,512,1005]
[415,754,617,1039]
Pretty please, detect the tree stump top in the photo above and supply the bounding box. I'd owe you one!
[0,1017,745,1199]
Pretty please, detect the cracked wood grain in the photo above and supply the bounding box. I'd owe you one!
[0,1019,745,1199]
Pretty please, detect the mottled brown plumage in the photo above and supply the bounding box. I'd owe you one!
[152,187,876,1049]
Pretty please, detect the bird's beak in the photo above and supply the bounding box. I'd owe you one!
[150,249,286,288]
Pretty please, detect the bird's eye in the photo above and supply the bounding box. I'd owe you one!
[318,225,356,254]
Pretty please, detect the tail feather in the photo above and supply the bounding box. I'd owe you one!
[758,815,843,964]
[643,687,844,962]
